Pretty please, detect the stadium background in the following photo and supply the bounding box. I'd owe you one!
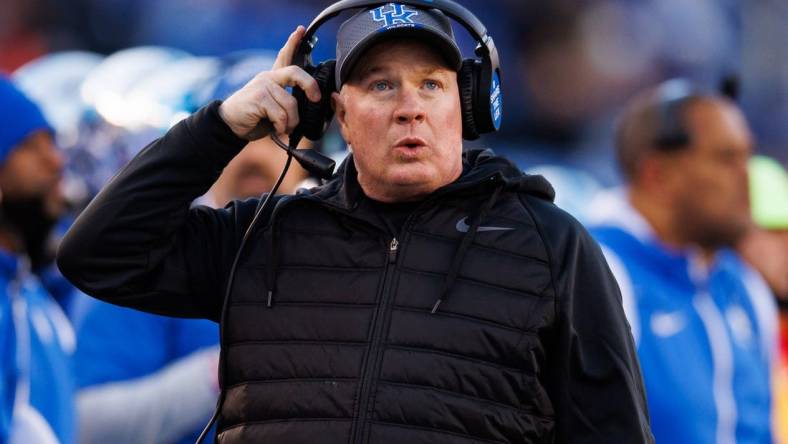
[1,0,787,442]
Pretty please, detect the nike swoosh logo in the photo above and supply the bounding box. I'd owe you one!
[650,311,686,338]
[455,217,515,233]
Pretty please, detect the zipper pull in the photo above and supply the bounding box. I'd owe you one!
[388,238,399,263]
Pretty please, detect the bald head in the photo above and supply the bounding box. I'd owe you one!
[617,91,705,181]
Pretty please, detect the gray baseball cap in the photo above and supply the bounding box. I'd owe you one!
[335,3,463,90]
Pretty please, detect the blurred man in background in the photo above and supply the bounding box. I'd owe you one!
[0,75,75,444]
[198,137,308,208]
[588,80,777,443]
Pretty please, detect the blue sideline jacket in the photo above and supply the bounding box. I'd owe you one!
[0,249,75,444]
[588,190,776,444]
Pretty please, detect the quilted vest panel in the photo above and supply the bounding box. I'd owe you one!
[217,193,557,443]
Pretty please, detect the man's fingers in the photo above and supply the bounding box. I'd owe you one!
[273,26,306,70]
[258,95,289,135]
[267,83,300,133]
[270,65,322,103]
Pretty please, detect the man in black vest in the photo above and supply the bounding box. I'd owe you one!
[58,3,653,443]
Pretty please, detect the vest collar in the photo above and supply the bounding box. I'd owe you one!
[308,148,555,212]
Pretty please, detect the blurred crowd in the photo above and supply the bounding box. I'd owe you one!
[0,0,787,443]
[3,0,788,172]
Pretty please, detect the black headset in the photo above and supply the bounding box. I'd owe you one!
[652,79,697,149]
[290,0,503,143]
[653,76,740,149]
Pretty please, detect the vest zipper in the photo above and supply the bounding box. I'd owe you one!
[350,237,399,443]
[388,238,399,263]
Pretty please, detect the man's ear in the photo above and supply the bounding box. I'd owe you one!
[332,91,351,143]
[640,154,681,200]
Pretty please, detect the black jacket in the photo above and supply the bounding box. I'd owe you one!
[57,102,653,443]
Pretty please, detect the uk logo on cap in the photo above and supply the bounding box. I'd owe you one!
[370,3,419,26]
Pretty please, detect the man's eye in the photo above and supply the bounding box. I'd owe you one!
[424,80,441,90]
[372,81,390,91]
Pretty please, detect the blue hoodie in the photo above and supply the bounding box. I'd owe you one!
[588,189,776,444]
[0,249,75,444]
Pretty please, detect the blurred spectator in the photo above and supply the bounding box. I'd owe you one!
[0,75,75,443]
[198,137,309,208]
[587,80,776,443]
[10,51,105,313]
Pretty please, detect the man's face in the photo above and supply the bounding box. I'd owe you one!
[0,130,65,218]
[667,99,753,248]
[333,38,464,202]
[210,138,307,207]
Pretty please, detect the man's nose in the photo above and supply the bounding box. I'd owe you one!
[394,87,426,124]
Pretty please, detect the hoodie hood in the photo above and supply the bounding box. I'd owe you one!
[461,148,555,200]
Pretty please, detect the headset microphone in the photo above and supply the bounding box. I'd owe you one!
[270,132,336,180]
[249,120,336,180]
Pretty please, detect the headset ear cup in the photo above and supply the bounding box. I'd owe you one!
[295,60,337,141]
[459,59,480,141]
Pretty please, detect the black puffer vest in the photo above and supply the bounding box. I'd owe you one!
[216,149,557,443]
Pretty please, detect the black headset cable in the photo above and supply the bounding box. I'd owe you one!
[195,133,294,444]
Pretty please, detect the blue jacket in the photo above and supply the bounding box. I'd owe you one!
[0,280,15,443]
[589,190,776,444]
[0,249,75,444]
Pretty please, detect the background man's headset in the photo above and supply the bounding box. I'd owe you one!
[652,75,740,149]
[197,1,502,442]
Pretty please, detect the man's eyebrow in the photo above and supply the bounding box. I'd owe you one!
[354,65,388,81]
[353,65,452,82]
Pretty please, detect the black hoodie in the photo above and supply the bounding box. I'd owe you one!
[57,102,653,443]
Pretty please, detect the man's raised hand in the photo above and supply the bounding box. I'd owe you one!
[218,26,322,141]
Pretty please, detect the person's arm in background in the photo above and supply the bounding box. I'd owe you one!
[596,245,640,346]
[69,296,219,444]
[77,346,218,444]
[525,197,653,443]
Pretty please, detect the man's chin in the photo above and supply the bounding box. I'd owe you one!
[385,173,433,190]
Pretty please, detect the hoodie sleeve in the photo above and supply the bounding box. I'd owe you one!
[523,196,654,443]
[56,102,256,321]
